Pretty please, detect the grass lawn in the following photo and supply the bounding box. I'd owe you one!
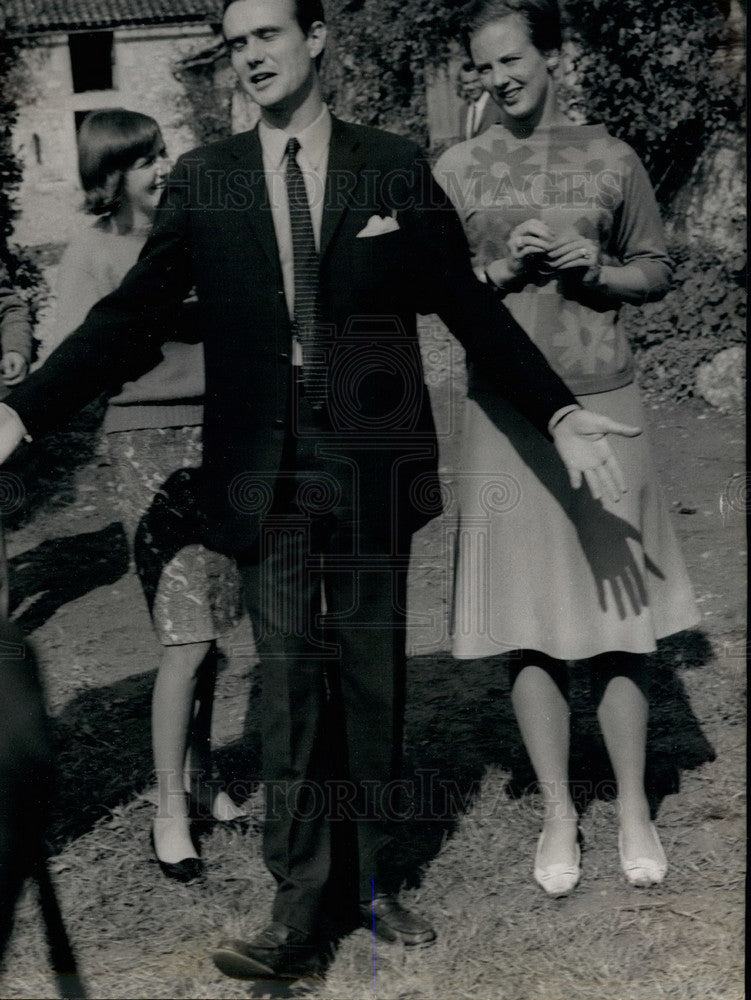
[0,322,744,999]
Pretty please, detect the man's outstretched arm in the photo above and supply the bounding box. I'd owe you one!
[0,159,195,451]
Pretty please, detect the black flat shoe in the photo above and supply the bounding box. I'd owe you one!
[149,829,204,884]
[212,923,324,981]
[359,894,436,947]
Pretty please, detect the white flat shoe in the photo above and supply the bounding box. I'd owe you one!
[186,784,250,824]
[618,822,668,887]
[534,830,581,898]
[209,790,250,824]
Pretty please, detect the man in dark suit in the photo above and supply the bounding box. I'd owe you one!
[457,59,503,139]
[0,0,640,981]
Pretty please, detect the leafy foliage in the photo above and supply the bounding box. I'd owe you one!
[0,22,44,310]
[173,43,234,146]
[0,28,24,261]
[323,0,468,139]
[624,238,746,400]
[564,0,743,205]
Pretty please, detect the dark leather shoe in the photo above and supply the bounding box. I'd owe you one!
[212,923,323,980]
[149,829,203,884]
[359,894,436,947]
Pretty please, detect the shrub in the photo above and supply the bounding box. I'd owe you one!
[624,239,746,401]
[173,42,234,146]
[563,0,743,205]
[0,22,45,323]
[324,0,467,138]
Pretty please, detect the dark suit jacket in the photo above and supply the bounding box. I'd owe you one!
[8,116,575,554]
[459,95,504,140]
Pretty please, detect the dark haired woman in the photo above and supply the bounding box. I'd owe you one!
[48,109,245,881]
[435,0,698,896]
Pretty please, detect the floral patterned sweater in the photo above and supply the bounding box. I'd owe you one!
[435,123,672,396]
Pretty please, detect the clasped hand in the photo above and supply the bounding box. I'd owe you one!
[507,220,600,278]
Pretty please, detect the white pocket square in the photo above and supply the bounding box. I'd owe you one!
[356,214,400,238]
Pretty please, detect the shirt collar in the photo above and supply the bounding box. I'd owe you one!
[258,105,332,171]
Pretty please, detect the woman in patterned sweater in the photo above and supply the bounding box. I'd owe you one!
[435,0,698,896]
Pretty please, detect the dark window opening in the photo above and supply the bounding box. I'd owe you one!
[69,32,114,93]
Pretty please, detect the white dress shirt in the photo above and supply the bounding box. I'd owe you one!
[466,91,491,140]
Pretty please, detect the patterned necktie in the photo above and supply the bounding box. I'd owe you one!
[285,136,327,406]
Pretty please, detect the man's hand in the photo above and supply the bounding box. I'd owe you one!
[0,405,27,463]
[2,352,29,386]
[552,408,641,503]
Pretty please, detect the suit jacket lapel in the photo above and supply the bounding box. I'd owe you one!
[230,119,365,265]
[320,117,367,260]
[229,128,280,270]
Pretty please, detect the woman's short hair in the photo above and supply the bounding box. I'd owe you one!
[461,0,562,56]
[77,109,161,215]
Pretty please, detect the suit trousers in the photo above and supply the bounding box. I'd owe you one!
[238,385,411,935]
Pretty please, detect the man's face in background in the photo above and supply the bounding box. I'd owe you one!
[458,67,484,102]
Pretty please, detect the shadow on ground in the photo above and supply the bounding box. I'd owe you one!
[45,653,262,851]
[43,627,714,886]
[48,669,154,848]
[3,399,109,530]
[8,523,129,633]
[397,629,717,884]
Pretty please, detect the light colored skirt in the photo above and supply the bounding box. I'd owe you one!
[451,383,699,661]
[107,426,242,646]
